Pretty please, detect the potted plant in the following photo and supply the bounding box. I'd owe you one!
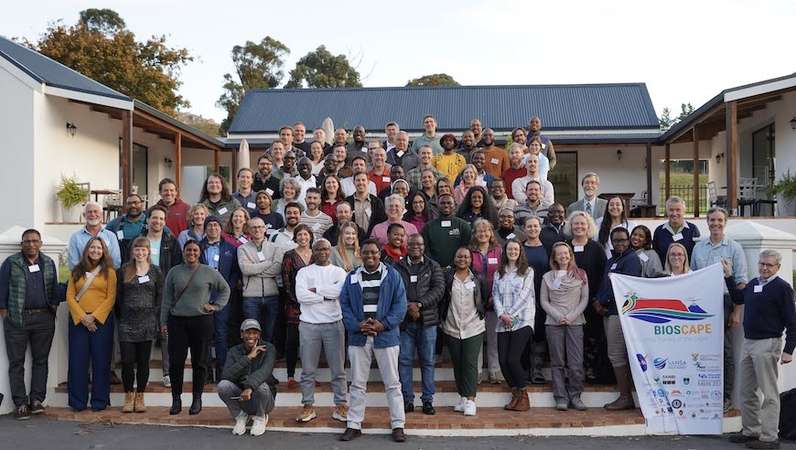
[770,170,796,216]
[56,175,88,222]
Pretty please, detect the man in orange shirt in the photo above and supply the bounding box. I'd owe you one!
[480,129,510,179]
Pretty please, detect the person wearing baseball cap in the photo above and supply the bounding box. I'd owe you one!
[217,318,277,437]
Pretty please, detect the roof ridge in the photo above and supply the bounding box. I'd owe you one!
[248,82,649,94]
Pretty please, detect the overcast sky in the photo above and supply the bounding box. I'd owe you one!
[3,0,794,124]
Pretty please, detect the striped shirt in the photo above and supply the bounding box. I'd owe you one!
[359,264,384,319]
[300,210,333,240]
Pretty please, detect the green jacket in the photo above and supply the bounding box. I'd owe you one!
[221,339,278,393]
[422,216,472,268]
[0,252,57,327]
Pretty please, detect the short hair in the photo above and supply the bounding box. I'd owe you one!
[418,144,433,153]
[312,238,331,249]
[351,155,367,165]
[280,176,301,194]
[336,201,352,213]
[284,201,303,214]
[759,249,782,265]
[609,226,630,241]
[509,143,526,154]
[385,194,405,209]
[187,203,209,226]
[511,127,526,137]
[385,121,398,128]
[422,114,435,122]
[563,211,597,238]
[353,171,369,180]
[581,172,600,185]
[279,125,293,134]
[248,217,265,228]
[125,193,144,202]
[237,167,254,178]
[147,204,168,218]
[293,121,305,128]
[666,196,686,209]
[525,179,542,191]
[707,206,729,220]
[498,208,514,217]
[21,228,41,240]
[84,201,102,212]
[397,131,409,139]
[387,223,405,234]
[471,149,485,158]
[257,153,272,164]
[305,187,321,197]
[361,238,381,251]
[158,178,177,192]
[183,239,202,252]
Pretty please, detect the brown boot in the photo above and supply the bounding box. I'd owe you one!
[134,392,147,413]
[512,388,531,411]
[604,366,635,410]
[504,388,519,410]
[122,392,135,413]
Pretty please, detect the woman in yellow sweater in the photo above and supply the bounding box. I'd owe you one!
[66,237,116,411]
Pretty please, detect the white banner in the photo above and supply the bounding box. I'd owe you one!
[610,263,725,434]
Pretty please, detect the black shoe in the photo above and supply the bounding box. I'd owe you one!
[15,404,31,420]
[745,440,780,449]
[169,399,182,415]
[422,402,436,415]
[391,427,407,443]
[404,403,414,413]
[30,400,45,415]
[338,428,362,441]
[189,398,202,415]
[729,433,759,444]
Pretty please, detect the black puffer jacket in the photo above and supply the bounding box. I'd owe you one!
[394,256,445,328]
[439,268,485,323]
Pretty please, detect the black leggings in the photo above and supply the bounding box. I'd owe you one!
[497,326,533,389]
[119,341,152,393]
[285,323,299,378]
[168,315,214,398]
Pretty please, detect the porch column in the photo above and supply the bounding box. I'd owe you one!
[725,101,738,212]
[175,132,182,191]
[692,127,700,217]
[645,142,653,206]
[664,143,671,202]
[231,148,238,192]
[120,110,132,198]
[214,149,220,173]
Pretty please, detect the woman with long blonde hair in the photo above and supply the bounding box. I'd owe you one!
[331,221,362,272]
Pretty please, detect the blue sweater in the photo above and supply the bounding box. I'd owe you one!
[652,221,700,263]
[727,275,796,355]
[199,238,241,303]
[340,264,407,348]
[597,248,642,316]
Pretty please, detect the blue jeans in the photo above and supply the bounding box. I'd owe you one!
[68,315,114,411]
[242,296,279,343]
[213,304,230,369]
[398,321,437,404]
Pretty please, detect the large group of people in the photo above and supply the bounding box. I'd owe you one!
[0,115,793,448]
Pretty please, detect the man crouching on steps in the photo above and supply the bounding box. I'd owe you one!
[217,319,277,436]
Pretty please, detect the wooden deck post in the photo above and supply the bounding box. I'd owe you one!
[725,101,738,212]
[214,149,220,174]
[121,110,132,199]
[645,142,653,206]
[175,132,182,191]
[664,143,671,202]
[231,148,238,192]
[692,127,700,217]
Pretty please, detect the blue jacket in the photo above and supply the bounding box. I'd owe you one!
[597,248,642,315]
[340,263,407,348]
[199,238,240,303]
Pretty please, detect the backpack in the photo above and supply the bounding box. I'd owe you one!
[780,388,796,440]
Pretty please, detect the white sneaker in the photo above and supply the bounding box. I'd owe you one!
[453,396,467,412]
[162,375,171,388]
[463,399,477,416]
[250,415,268,436]
[232,412,248,435]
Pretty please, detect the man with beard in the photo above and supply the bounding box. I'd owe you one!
[422,194,471,268]
[279,126,304,160]
[386,132,418,172]
[269,202,302,252]
[294,158,317,205]
[515,180,550,226]
[457,130,479,163]
[490,178,517,212]
[481,128,510,180]
[252,155,282,201]
[432,134,466,183]
[511,154,555,206]
[410,115,444,155]
[346,172,387,238]
[528,116,556,169]
[346,126,368,165]
[106,194,148,260]
[495,208,526,245]
[541,203,568,253]
[511,127,527,147]
[406,145,443,192]
[67,202,121,269]
[470,118,484,146]
[217,319,277,437]
[268,141,287,181]
[368,145,392,194]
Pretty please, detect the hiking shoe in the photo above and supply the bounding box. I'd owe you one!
[296,405,317,423]
[422,402,436,415]
[332,404,348,422]
[339,428,362,441]
[30,400,45,415]
[570,395,588,411]
[15,404,31,420]
[728,432,758,443]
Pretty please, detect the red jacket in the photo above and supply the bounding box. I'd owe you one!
[157,198,191,236]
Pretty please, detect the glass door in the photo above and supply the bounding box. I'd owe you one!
[132,143,148,201]
[549,152,578,207]
[752,124,775,195]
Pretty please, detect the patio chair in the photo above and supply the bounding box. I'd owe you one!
[102,190,124,222]
[707,181,727,209]
[737,177,757,217]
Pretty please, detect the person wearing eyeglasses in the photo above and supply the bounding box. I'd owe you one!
[106,194,148,261]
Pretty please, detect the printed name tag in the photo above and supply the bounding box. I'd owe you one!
[410,275,418,283]
[138,275,150,284]
[611,263,618,270]
[490,158,499,164]
[382,176,391,183]
[639,253,649,262]
[247,202,256,209]
[265,188,274,196]
[550,278,562,290]
[506,233,516,239]
[238,236,248,244]
[397,151,405,158]
[28,264,40,273]
[351,277,359,284]
[363,304,378,313]
[441,220,451,227]
[464,281,475,290]
[753,285,763,293]
[213,254,220,262]
[488,257,498,265]
[116,230,124,239]
[672,233,683,241]
[574,245,584,253]
[257,251,265,261]
[361,147,368,152]
[218,207,228,215]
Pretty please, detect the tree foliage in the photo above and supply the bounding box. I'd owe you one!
[30,9,192,114]
[406,73,459,87]
[659,102,695,130]
[217,36,290,133]
[175,112,221,137]
[285,45,362,89]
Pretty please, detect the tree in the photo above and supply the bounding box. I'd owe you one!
[217,36,290,133]
[285,45,362,89]
[175,112,221,136]
[659,102,695,130]
[30,9,191,114]
[406,73,460,87]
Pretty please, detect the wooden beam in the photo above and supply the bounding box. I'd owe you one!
[665,143,671,201]
[645,143,653,206]
[725,101,738,212]
[214,149,220,173]
[132,108,221,151]
[121,110,132,199]
[692,127,700,217]
[175,132,182,191]
[230,145,238,192]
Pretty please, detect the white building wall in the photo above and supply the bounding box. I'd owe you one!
[0,67,35,231]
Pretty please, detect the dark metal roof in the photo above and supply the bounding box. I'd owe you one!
[0,35,130,101]
[229,83,661,135]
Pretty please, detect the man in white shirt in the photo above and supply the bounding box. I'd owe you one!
[511,154,554,206]
[566,172,607,219]
[294,158,317,205]
[294,239,349,424]
[341,155,377,197]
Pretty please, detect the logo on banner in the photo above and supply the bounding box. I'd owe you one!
[621,292,714,324]
[653,357,667,369]
[636,353,648,372]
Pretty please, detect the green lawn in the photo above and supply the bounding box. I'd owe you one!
[657,171,710,215]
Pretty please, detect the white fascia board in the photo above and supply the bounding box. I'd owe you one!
[43,85,133,111]
[0,57,44,92]
[724,76,796,102]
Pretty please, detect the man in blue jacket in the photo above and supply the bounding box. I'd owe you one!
[338,239,407,443]
[200,216,241,381]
